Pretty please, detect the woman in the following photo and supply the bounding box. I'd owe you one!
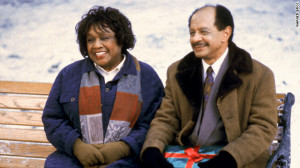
[42,6,164,168]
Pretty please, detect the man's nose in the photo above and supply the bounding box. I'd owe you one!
[191,32,203,42]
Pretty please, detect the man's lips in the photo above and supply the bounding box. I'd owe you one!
[192,42,208,48]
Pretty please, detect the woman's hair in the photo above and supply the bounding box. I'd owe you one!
[75,6,136,57]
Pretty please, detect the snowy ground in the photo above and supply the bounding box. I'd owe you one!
[0,0,299,167]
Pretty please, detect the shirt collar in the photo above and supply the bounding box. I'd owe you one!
[202,47,228,80]
[81,52,137,78]
[94,54,126,75]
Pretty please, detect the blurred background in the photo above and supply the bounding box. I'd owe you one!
[0,0,299,167]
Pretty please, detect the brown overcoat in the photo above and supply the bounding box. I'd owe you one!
[141,42,277,168]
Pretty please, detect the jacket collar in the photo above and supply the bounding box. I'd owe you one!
[175,42,252,119]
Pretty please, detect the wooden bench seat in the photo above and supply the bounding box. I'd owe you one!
[0,81,295,168]
[0,81,55,168]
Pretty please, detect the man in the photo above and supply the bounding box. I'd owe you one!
[141,4,277,168]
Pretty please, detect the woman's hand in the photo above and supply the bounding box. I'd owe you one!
[93,141,131,164]
[73,138,104,166]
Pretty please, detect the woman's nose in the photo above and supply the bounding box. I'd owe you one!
[94,38,103,48]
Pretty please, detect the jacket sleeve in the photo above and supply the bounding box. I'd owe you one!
[120,62,165,157]
[42,71,81,156]
[141,63,183,155]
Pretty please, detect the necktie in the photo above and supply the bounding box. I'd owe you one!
[203,66,214,111]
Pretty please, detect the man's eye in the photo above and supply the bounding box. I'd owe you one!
[190,32,195,36]
[201,31,209,35]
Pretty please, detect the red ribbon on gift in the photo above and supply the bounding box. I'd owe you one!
[164,146,216,168]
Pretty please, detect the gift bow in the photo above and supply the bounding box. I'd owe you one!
[164,146,217,168]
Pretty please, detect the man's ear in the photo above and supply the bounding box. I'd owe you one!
[222,26,232,42]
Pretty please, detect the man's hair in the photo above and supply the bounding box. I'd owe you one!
[75,6,136,57]
[188,4,234,42]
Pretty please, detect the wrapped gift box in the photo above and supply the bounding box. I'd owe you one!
[164,145,223,168]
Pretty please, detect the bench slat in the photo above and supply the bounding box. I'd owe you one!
[0,111,43,126]
[0,95,47,111]
[0,140,56,158]
[0,127,48,143]
[0,156,45,168]
[0,81,52,95]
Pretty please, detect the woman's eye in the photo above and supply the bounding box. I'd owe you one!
[100,37,109,40]
[87,38,94,42]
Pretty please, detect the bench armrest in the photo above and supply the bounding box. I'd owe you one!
[266,92,295,168]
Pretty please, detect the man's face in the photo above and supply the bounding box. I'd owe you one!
[189,7,228,65]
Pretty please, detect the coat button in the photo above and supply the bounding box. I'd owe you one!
[71,97,75,102]
[105,88,110,92]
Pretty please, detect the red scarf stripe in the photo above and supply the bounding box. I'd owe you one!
[129,101,143,128]
[110,92,140,122]
[79,86,102,115]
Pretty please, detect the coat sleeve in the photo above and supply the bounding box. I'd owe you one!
[221,65,277,168]
[42,71,81,156]
[141,63,183,155]
[120,62,165,157]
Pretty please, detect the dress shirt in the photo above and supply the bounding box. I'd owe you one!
[202,47,228,81]
[94,55,126,83]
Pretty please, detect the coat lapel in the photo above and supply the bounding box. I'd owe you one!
[175,52,203,121]
[218,42,252,97]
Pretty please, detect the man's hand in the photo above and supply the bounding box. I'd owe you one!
[197,151,237,168]
[142,148,174,168]
[73,138,104,166]
[92,141,131,164]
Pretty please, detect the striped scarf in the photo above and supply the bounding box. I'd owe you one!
[79,57,142,144]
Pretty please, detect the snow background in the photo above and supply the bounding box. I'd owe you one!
[0,0,299,167]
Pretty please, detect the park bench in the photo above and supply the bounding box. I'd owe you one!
[0,81,295,168]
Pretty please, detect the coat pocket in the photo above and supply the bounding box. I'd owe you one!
[59,93,79,122]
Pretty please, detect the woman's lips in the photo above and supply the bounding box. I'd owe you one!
[95,52,106,58]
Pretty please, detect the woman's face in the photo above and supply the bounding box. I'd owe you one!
[86,25,123,71]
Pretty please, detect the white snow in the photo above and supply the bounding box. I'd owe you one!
[0,0,299,167]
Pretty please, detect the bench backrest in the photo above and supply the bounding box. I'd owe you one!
[0,81,55,168]
[0,81,295,168]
